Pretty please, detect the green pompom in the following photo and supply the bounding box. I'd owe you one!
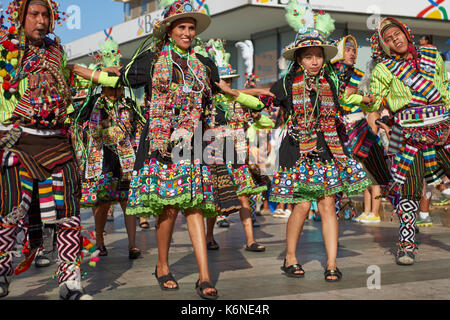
[285,0,314,32]
[159,0,178,9]
[98,38,121,68]
[315,13,336,37]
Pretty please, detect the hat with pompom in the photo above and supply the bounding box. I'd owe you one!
[282,0,337,62]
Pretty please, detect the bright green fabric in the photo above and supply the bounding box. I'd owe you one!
[363,54,449,113]
[235,92,265,110]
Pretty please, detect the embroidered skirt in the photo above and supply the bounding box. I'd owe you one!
[127,156,218,218]
[269,132,371,203]
[80,147,132,207]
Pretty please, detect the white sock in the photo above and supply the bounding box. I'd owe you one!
[419,211,429,219]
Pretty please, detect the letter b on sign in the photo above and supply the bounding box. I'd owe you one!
[367,265,381,290]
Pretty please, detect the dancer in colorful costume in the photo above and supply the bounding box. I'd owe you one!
[269,1,371,281]
[73,38,141,259]
[363,17,449,265]
[0,0,92,299]
[199,38,267,252]
[330,35,392,223]
[71,0,226,299]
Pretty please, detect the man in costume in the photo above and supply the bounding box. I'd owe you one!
[0,0,93,299]
[363,18,449,265]
[330,35,391,223]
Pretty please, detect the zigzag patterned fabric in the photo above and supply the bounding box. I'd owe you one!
[0,222,20,277]
[396,198,419,253]
[56,217,82,284]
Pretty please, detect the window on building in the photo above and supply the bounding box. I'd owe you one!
[124,2,131,20]
[252,31,278,87]
[141,0,148,15]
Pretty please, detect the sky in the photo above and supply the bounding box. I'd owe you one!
[0,0,124,44]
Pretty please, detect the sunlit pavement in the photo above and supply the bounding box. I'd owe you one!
[3,199,449,300]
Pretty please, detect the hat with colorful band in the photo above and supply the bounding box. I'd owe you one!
[153,0,211,40]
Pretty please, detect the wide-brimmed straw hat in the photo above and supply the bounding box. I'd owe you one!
[282,1,337,62]
[153,0,211,39]
[282,28,338,62]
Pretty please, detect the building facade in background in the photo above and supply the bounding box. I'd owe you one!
[68,0,450,100]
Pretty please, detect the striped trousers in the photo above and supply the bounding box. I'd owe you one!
[396,146,450,252]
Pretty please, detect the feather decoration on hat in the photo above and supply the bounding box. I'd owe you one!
[285,0,335,36]
[159,0,178,9]
[285,0,314,32]
[98,38,121,68]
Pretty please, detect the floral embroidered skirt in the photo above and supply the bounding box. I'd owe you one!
[227,163,268,197]
[127,156,221,218]
[269,133,371,203]
[80,172,130,207]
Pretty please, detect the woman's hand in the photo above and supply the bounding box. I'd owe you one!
[102,67,121,76]
[240,88,275,98]
[215,80,239,99]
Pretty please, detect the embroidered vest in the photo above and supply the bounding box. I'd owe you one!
[12,40,68,127]
[148,44,210,156]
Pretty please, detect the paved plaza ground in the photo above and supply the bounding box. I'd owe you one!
[2,198,449,302]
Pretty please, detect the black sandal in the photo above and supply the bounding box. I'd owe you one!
[324,267,342,282]
[154,266,179,291]
[139,221,150,229]
[280,259,305,278]
[245,242,265,252]
[129,248,141,260]
[195,280,218,300]
[98,245,108,257]
[207,240,219,250]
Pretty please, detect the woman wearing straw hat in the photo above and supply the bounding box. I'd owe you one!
[268,1,371,282]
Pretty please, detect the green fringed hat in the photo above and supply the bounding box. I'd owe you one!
[153,0,211,40]
[282,0,337,62]
[91,38,121,70]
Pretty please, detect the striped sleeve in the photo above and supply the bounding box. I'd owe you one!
[434,53,449,108]
[365,63,392,112]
